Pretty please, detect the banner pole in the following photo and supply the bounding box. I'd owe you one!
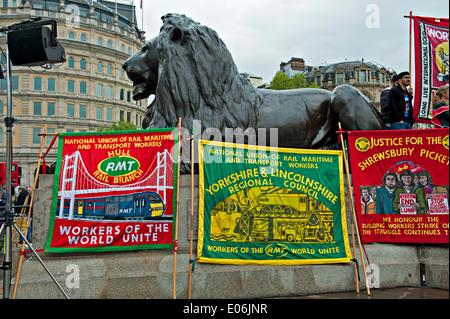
[338,124,359,293]
[409,11,413,88]
[12,124,48,299]
[188,133,194,299]
[338,123,371,296]
[173,118,182,299]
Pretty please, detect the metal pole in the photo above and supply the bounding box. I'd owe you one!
[2,31,14,300]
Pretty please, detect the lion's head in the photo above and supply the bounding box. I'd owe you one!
[123,13,262,131]
[123,36,159,100]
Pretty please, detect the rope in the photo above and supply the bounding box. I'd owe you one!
[189,258,198,272]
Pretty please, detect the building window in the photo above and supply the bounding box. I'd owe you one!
[67,80,75,93]
[68,56,75,69]
[68,31,75,40]
[32,128,41,144]
[120,89,124,100]
[316,75,321,86]
[67,103,75,117]
[97,61,103,73]
[97,37,103,46]
[12,76,18,90]
[120,44,125,52]
[96,106,103,120]
[127,91,131,102]
[360,70,366,82]
[127,112,131,122]
[80,81,87,95]
[33,101,42,115]
[80,58,87,70]
[106,108,113,121]
[106,85,113,98]
[96,84,103,97]
[0,76,19,90]
[120,110,124,121]
[107,40,113,49]
[33,77,42,90]
[337,73,343,84]
[47,78,56,91]
[80,33,87,42]
[107,63,113,76]
[48,3,58,11]
[47,102,55,116]
[0,100,3,115]
[79,104,87,118]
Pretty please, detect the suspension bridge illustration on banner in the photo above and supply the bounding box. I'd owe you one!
[57,149,174,220]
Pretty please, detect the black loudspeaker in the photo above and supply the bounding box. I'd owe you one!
[7,26,66,66]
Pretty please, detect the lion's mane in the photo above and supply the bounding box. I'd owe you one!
[145,14,262,132]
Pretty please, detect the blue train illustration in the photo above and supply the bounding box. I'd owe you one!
[57,191,167,220]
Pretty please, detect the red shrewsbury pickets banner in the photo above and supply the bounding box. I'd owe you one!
[45,128,179,253]
[347,129,449,243]
[412,16,449,124]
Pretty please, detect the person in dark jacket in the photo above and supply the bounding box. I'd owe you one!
[388,71,414,130]
[379,74,398,127]
[15,186,30,214]
[16,186,31,243]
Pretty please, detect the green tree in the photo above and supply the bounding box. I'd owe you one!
[270,71,318,90]
[97,119,137,132]
[270,71,293,90]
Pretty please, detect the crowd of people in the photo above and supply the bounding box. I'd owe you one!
[380,71,449,129]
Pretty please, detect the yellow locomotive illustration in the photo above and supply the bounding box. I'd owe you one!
[210,187,334,243]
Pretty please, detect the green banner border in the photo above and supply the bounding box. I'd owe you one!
[197,140,353,265]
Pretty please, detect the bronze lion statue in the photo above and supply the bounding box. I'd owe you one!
[123,13,385,170]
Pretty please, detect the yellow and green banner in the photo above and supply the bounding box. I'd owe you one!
[198,140,352,265]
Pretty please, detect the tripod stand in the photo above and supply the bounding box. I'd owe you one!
[1,18,68,299]
[1,210,69,299]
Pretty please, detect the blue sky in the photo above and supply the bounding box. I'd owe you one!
[134,0,449,84]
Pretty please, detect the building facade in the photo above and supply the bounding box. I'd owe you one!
[0,0,146,186]
[280,57,395,110]
[306,59,394,109]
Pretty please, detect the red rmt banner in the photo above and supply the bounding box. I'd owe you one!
[347,129,449,243]
[45,128,179,253]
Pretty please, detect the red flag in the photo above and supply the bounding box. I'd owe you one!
[347,129,449,244]
[412,16,449,124]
